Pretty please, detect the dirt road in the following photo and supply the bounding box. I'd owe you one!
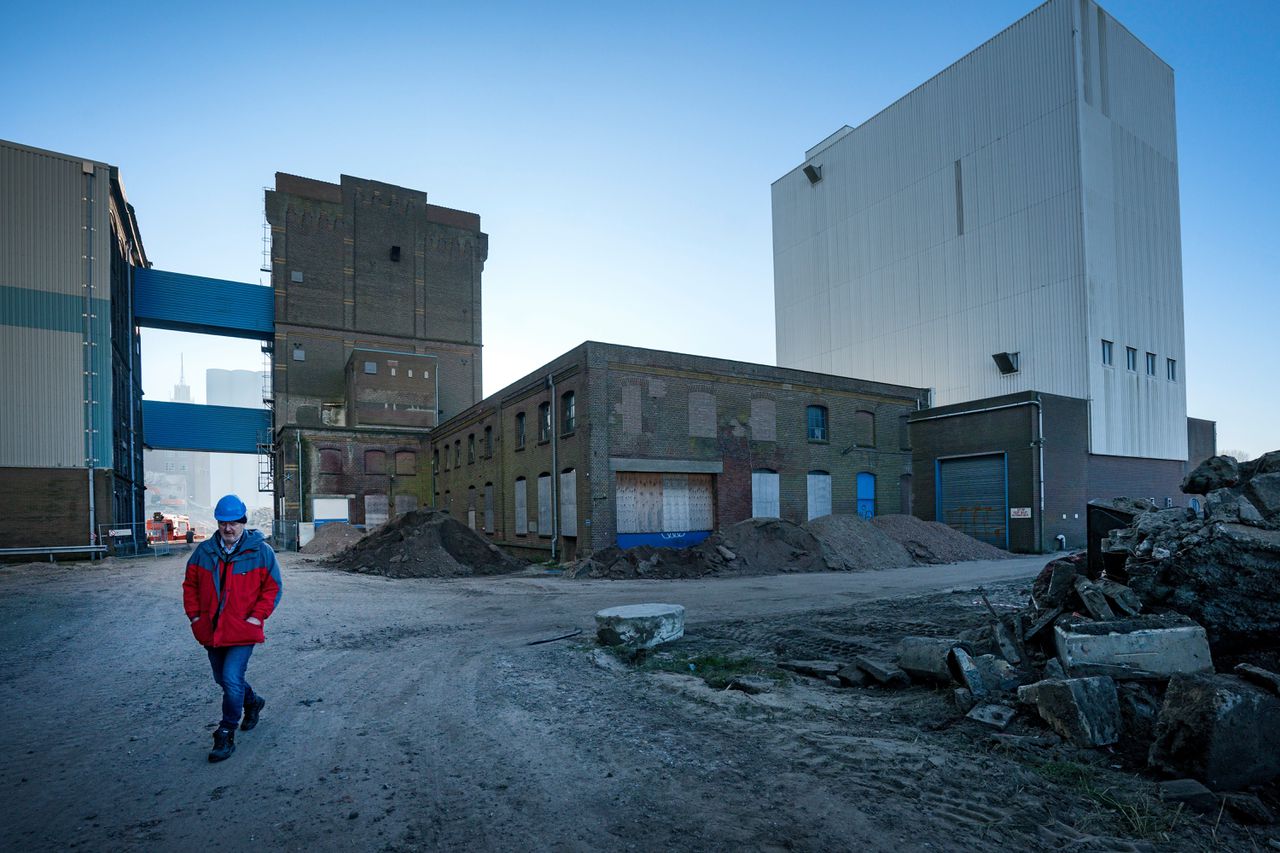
[0,552,1263,851]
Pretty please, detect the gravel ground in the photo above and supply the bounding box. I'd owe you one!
[0,551,1269,852]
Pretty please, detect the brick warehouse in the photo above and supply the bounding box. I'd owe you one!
[908,391,1216,553]
[266,173,486,529]
[429,342,929,561]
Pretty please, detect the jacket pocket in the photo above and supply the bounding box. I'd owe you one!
[190,617,213,646]
[219,616,265,645]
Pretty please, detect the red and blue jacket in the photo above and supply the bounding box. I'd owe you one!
[183,529,283,648]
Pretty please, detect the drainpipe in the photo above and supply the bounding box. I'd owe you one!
[296,430,303,549]
[127,262,137,540]
[83,165,97,546]
[548,373,558,562]
[910,397,1046,553]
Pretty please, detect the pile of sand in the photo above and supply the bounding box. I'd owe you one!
[300,522,365,556]
[871,514,1015,563]
[329,509,526,579]
[805,515,915,572]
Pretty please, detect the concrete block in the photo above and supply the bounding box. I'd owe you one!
[1235,663,1280,697]
[1159,779,1219,814]
[779,660,841,679]
[1055,615,1213,679]
[953,688,975,713]
[1223,792,1275,825]
[836,664,869,687]
[1150,673,1280,790]
[854,655,910,687]
[966,703,1016,730]
[1017,676,1121,747]
[1073,577,1117,620]
[1094,578,1143,616]
[896,637,956,683]
[948,648,988,698]
[595,603,685,649]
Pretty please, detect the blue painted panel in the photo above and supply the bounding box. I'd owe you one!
[617,531,711,550]
[143,401,271,453]
[856,472,876,519]
[134,268,274,340]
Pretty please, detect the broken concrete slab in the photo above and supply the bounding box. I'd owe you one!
[1054,614,1213,679]
[1043,658,1067,680]
[727,675,773,695]
[1158,778,1219,814]
[953,688,975,713]
[1150,673,1280,790]
[595,603,685,649]
[1223,792,1275,825]
[1031,554,1083,610]
[1023,605,1064,642]
[948,648,988,698]
[1073,577,1117,620]
[836,664,870,687]
[1094,578,1143,616]
[992,622,1023,664]
[1182,455,1240,495]
[896,637,956,683]
[1017,676,1120,747]
[1234,663,1280,697]
[854,655,911,688]
[966,703,1016,730]
[778,660,842,679]
[1245,472,1280,519]
[824,675,844,688]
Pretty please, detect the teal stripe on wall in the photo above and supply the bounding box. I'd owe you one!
[0,284,111,334]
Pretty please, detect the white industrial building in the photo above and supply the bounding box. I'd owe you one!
[773,0,1186,462]
[772,0,1213,552]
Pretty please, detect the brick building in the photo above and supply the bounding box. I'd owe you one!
[266,173,486,528]
[908,392,1216,552]
[429,342,928,561]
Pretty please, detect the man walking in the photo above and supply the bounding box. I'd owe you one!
[183,494,283,762]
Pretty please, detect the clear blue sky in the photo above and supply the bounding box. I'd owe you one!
[4,0,1276,458]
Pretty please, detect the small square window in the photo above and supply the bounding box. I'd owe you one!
[390,245,401,262]
[290,270,304,284]
[1101,340,1113,366]
[292,345,305,362]
[408,369,414,378]
[364,361,377,375]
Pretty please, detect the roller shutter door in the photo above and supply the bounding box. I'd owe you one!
[937,454,1007,548]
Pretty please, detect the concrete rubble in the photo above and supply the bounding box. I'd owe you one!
[1016,676,1121,747]
[595,603,686,649]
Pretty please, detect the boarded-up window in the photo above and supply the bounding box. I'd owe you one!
[537,474,552,537]
[621,385,642,435]
[688,392,716,438]
[484,483,495,533]
[854,410,877,447]
[807,471,832,520]
[615,472,713,533]
[364,449,386,474]
[395,451,416,475]
[515,413,526,449]
[752,469,780,517]
[750,398,776,441]
[468,486,477,529]
[560,469,577,536]
[394,494,417,515]
[319,448,343,474]
[484,426,493,457]
[365,493,389,527]
[514,478,528,535]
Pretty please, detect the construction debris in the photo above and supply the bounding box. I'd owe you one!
[965,703,1016,730]
[1053,614,1213,679]
[1158,778,1220,814]
[1017,676,1121,747]
[852,655,910,688]
[300,521,365,555]
[896,636,956,683]
[595,603,686,649]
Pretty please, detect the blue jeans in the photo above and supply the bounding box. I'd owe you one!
[206,645,256,731]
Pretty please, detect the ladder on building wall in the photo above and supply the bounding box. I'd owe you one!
[258,343,274,493]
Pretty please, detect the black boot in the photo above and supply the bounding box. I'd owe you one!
[241,695,266,732]
[208,727,235,762]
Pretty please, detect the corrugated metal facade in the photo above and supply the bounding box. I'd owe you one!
[772,0,1187,461]
[0,141,114,468]
[133,268,274,340]
[141,401,273,454]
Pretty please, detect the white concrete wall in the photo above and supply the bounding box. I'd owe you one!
[772,0,1187,460]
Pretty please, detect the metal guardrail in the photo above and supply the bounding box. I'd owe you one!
[0,545,108,562]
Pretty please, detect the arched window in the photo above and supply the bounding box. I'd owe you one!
[751,469,780,518]
[538,402,551,442]
[484,483,495,533]
[364,449,386,475]
[319,448,343,474]
[514,477,528,535]
[857,472,876,519]
[454,440,461,468]
[537,473,552,536]
[515,412,526,449]
[432,449,439,474]
[807,470,832,520]
[395,450,416,476]
[807,405,828,441]
[467,434,476,464]
[854,410,877,447]
[561,391,576,433]
[484,425,493,457]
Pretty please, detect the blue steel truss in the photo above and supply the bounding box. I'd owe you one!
[133,268,274,340]
[143,401,272,454]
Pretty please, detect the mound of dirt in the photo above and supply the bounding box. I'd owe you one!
[870,514,1014,563]
[301,522,365,555]
[330,509,526,578]
[804,515,914,572]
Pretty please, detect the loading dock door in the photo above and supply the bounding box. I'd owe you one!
[937,454,1008,548]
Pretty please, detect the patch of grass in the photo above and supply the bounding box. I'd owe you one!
[1033,760,1181,842]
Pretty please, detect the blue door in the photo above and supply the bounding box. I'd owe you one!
[856,472,876,519]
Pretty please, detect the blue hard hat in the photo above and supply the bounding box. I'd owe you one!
[214,494,248,522]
